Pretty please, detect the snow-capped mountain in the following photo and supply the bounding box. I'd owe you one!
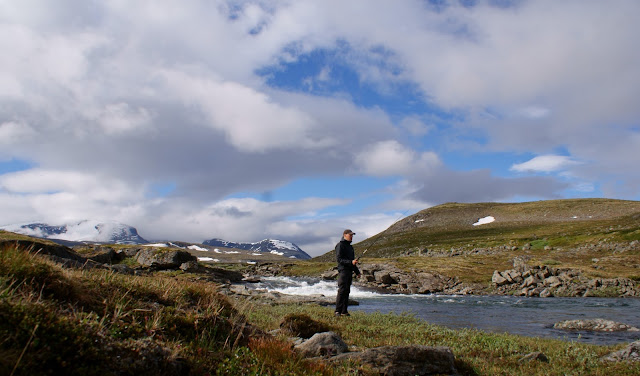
[203,238,311,260]
[1,220,148,245]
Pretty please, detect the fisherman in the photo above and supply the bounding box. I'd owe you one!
[335,229,361,317]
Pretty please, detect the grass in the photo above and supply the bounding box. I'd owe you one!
[244,303,640,376]
[0,242,336,375]
[2,240,639,375]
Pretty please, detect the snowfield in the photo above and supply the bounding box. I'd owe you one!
[473,216,496,226]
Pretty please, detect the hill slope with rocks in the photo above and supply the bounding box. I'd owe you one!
[317,198,640,260]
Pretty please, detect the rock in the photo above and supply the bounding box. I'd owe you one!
[602,340,640,362]
[553,319,640,332]
[321,269,339,280]
[519,351,549,363]
[374,271,397,285]
[86,247,116,263]
[492,271,509,286]
[109,264,134,275]
[136,249,197,269]
[295,331,348,357]
[330,345,457,376]
[280,313,330,339]
[179,261,200,272]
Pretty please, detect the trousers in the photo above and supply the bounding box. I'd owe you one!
[335,269,353,314]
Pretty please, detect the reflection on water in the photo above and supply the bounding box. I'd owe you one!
[249,277,640,345]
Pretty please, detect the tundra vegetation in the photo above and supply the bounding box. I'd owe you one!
[2,198,640,375]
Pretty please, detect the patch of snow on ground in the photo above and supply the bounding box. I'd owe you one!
[289,256,296,259]
[415,219,425,223]
[198,257,219,262]
[251,253,262,256]
[144,243,168,247]
[213,249,221,253]
[224,251,240,254]
[473,216,495,226]
[270,250,284,256]
[247,261,257,265]
[188,245,209,252]
[169,242,185,248]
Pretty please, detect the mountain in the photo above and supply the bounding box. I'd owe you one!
[203,238,311,260]
[316,198,640,260]
[0,220,148,245]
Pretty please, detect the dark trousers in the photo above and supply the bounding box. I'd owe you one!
[335,269,353,314]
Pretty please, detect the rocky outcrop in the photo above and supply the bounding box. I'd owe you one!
[602,340,640,362]
[330,345,457,376]
[324,263,478,295]
[136,248,197,269]
[285,327,458,376]
[492,263,640,297]
[554,319,639,332]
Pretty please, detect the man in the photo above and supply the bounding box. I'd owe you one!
[335,229,361,317]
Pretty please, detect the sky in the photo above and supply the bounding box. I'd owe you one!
[1,0,639,257]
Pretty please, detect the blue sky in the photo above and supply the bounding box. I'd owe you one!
[1,0,639,256]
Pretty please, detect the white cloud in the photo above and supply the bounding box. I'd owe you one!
[0,1,639,257]
[354,140,441,177]
[510,155,580,173]
[0,122,35,145]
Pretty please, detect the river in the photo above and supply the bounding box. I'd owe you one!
[248,276,640,345]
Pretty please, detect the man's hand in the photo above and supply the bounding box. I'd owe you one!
[352,259,359,265]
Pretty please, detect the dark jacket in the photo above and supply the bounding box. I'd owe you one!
[335,237,361,276]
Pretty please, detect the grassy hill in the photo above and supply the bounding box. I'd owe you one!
[315,198,640,283]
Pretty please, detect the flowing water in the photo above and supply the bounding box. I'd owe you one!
[248,276,640,345]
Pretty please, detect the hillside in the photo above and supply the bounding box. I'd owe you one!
[318,198,640,260]
[313,199,640,285]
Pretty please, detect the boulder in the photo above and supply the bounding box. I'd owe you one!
[554,319,640,332]
[295,331,348,357]
[374,271,398,285]
[86,247,116,263]
[331,345,457,376]
[492,271,509,286]
[602,340,640,362]
[136,249,197,269]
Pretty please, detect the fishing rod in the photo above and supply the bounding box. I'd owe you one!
[356,209,411,261]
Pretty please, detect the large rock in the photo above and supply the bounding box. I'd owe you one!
[554,319,640,332]
[136,249,197,269]
[295,331,348,357]
[602,340,640,362]
[492,271,509,286]
[331,345,457,376]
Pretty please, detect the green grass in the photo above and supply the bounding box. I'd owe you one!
[244,303,640,376]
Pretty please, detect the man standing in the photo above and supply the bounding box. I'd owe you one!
[335,229,361,317]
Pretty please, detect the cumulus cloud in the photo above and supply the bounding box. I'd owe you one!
[0,1,638,256]
[354,140,441,177]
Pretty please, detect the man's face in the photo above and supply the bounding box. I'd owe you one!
[344,233,354,241]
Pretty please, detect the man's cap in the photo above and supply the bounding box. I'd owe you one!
[343,229,355,235]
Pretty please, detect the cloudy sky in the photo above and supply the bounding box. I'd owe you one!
[1,0,639,256]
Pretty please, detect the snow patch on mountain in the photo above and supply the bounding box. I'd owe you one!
[473,216,496,226]
[203,238,311,259]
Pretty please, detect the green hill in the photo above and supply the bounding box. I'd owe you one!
[315,198,640,283]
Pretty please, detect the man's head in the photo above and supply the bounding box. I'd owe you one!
[343,229,355,241]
